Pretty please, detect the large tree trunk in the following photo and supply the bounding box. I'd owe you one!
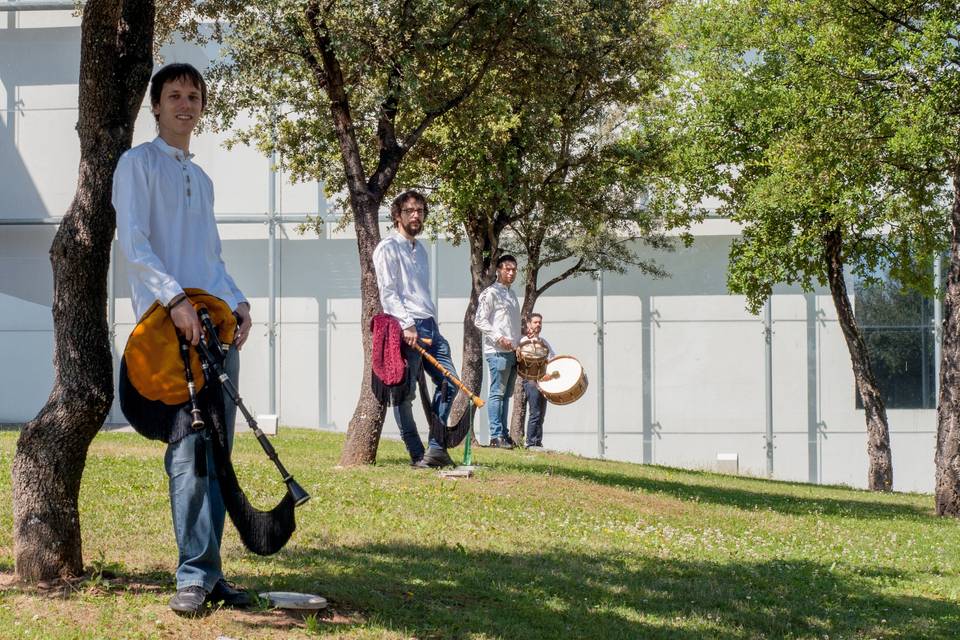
[12,0,154,581]
[823,226,893,491]
[936,168,960,514]
[338,195,388,465]
[302,7,393,466]
[452,222,499,439]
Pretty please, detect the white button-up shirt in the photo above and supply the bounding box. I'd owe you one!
[474,281,521,354]
[113,137,245,320]
[372,231,437,329]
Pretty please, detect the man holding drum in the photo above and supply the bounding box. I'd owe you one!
[519,313,555,451]
[474,255,522,449]
[373,189,457,469]
[113,63,253,615]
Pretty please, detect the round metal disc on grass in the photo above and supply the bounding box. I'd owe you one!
[259,591,328,610]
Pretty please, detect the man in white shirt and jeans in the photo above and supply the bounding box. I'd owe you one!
[373,190,457,468]
[474,255,522,449]
[113,63,252,616]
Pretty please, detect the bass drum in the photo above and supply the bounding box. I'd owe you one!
[537,356,588,405]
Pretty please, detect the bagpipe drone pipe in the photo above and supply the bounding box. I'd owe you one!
[369,313,482,448]
[412,340,484,449]
[118,289,308,555]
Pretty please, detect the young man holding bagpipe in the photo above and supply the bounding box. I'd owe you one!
[372,190,459,468]
[112,63,255,616]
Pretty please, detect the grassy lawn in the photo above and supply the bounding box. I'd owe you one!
[0,429,958,639]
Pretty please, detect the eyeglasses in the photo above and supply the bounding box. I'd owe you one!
[401,207,424,215]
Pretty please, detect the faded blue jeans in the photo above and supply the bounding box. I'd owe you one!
[394,317,457,461]
[485,350,517,440]
[164,346,239,592]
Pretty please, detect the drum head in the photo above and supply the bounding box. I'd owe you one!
[518,341,548,359]
[539,356,583,393]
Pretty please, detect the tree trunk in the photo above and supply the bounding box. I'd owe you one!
[509,275,541,444]
[823,226,893,491]
[936,168,960,514]
[338,195,388,465]
[303,9,394,466]
[12,0,153,581]
[452,223,499,440]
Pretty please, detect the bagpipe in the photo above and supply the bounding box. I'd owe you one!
[118,289,308,555]
[370,313,482,449]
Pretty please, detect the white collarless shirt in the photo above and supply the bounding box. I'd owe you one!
[373,231,437,329]
[474,281,521,354]
[113,137,245,320]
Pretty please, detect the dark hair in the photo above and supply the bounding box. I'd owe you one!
[150,63,207,121]
[390,190,429,227]
[496,254,518,269]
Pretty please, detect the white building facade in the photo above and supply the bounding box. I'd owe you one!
[0,6,940,492]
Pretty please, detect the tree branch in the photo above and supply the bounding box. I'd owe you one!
[536,257,587,297]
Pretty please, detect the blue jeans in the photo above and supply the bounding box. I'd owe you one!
[165,346,239,591]
[485,351,517,440]
[394,317,457,460]
[523,378,547,446]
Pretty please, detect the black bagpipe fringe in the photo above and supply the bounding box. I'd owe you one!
[119,357,196,444]
[201,375,297,556]
[371,374,408,406]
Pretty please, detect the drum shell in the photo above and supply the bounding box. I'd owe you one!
[516,341,549,380]
[537,355,588,405]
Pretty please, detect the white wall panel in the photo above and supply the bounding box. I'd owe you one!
[0,332,54,423]
[652,316,765,433]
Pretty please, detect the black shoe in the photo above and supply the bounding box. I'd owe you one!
[169,585,208,616]
[207,578,253,609]
[505,436,517,447]
[489,438,514,450]
[421,448,455,467]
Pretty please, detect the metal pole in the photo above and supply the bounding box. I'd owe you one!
[0,1,83,10]
[764,296,774,478]
[430,239,439,313]
[267,147,277,416]
[935,253,943,401]
[107,236,117,423]
[597,271,605,458]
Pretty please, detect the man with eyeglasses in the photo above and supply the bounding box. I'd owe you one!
[372,190,457,468]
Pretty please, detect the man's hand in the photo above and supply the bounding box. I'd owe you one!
[403,325,418,347]
[234,302,252,350]
[170,296,201,345]
[497,336,514,350]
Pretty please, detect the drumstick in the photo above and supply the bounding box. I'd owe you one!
[413,338,485,408]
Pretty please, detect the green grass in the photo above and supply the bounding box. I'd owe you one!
[0,429,958,639]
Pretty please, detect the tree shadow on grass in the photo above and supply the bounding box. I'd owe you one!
[483,456,934,522]
[230,543,959,640]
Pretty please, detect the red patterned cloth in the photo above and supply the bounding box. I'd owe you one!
[371,313,407,404]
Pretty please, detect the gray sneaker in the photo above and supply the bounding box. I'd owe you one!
[526,445,545,452]
[422,448,455,467]
[169,585,207,616]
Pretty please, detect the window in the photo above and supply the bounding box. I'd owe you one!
[854,275,937,410]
